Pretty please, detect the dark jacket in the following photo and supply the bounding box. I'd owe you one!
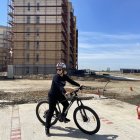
[49,74,80,96]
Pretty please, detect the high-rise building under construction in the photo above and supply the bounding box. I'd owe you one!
[8,0,78,75]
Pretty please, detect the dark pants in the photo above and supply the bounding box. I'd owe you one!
[46,93,69,129]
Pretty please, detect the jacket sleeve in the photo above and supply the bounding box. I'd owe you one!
[65,75,80,87]
[53,75,66,94]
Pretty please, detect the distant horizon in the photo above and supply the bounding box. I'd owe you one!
[78,67,140,71]
[1,0,140,70]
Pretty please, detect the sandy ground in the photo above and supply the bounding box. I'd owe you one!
[1,74,140,140]
[0,74,140,106]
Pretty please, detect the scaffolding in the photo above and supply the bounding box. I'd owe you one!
[7,0,78,75]
[0,26,9,71]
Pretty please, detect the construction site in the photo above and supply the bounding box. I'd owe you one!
[0,74,140,140]
[5,0,78,75]
[0,0,140,114]
[0,1,140,139]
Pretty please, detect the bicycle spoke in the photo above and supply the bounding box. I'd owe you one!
[74,106,100,134]
[77,110,97,131]
[36,101,58,126]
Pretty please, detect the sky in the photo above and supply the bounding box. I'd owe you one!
[0,0,140,70]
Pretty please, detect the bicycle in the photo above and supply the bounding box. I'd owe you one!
[36,86,100,135]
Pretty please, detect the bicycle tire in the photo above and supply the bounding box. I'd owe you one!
[73,106,100,135]
[36,100,58,126]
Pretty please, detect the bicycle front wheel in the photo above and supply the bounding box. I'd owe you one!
[73,106,100,135]
[36,100,58,126]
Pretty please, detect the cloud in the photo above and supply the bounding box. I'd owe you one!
[79,42,139,50]
[79,31,140,41]
[79,51,140,60]
[78,31,140,69]
[79,42,140,56]
[79,31,140,44]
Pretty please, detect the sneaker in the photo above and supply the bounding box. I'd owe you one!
[45,127,50,136]
[63,117,70,123]
[59,117,64,122]
[58,114,64,122]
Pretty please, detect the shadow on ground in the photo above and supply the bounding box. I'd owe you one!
[50,126,118,140]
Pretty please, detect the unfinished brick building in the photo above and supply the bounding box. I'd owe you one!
[8,0,78,75]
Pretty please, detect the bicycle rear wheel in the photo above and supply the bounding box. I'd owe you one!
[73,106,100,135]
[36,100,58,126]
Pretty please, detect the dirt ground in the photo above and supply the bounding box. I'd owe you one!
[0,74,140,106]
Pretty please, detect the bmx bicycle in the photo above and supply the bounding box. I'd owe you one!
[36,86,100,135]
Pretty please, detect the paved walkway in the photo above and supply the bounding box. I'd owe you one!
[0,95,140,140]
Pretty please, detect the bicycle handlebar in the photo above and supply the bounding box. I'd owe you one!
[69,86,86,96]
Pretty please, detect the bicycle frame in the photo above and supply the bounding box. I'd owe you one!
[56,90,88,120]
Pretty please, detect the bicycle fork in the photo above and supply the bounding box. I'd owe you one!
[77,99,88,122]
